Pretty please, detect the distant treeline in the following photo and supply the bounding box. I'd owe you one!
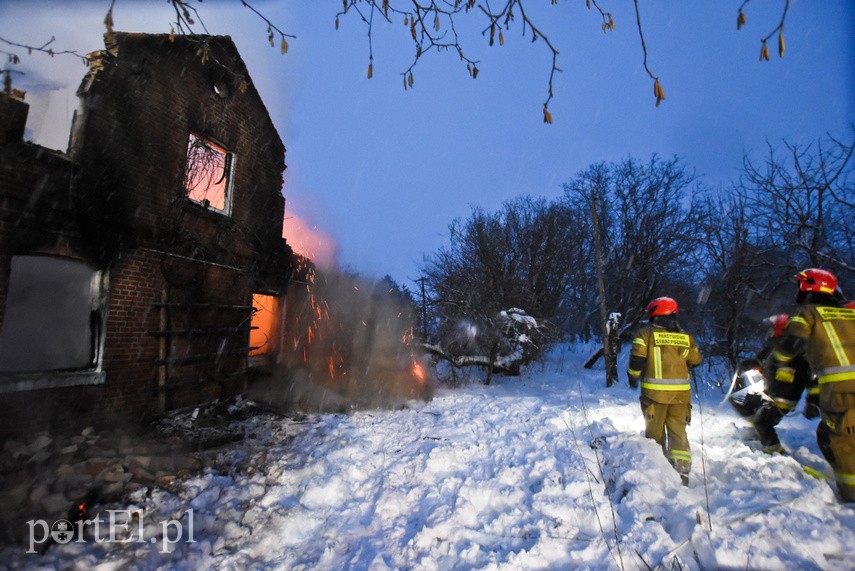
[414,134,854,371]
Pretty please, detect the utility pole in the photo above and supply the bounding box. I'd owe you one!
[590,191,617,387]
[417,276,428,341]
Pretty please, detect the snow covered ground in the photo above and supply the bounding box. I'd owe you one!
[6,343,855,570]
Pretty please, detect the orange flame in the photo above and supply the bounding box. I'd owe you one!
[283,213,337,269]
[249,294,280,356]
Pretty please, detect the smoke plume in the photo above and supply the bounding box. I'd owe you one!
[247,265,433,413]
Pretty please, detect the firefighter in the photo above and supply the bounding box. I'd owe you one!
[771,268,855,502]
[628,297,702,485]
[749,314,818,453]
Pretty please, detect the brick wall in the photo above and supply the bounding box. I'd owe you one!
[101,248,163,418]
[0,97,78,329]
[0,34,293,441]
[71,34,286,261]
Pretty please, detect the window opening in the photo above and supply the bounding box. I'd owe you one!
[0,255,105,373]
[249,294,281,357]
[183,132,234,214]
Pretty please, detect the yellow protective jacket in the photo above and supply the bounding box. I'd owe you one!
[775,304,855,396]
[628,324,702,404]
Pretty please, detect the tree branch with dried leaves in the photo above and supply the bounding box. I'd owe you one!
[737,0,790,61]
[632,0,665,107]
[1,1,803,122]
[0,35,86,63]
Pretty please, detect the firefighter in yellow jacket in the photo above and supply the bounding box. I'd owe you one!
[752,314,818,453]
[771,268,855,502]
[628,297,702,485]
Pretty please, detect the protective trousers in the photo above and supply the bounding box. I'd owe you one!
[817,392,855,502]
[640,396,692,478]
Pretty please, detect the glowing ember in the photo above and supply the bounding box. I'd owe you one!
[279,263,432,403]
[412,361,426,383]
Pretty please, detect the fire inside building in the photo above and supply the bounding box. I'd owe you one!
[0,32,430,442]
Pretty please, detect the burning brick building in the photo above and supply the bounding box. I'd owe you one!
[0,33,294,440]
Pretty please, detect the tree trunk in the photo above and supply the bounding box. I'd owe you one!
[590,192,616,387]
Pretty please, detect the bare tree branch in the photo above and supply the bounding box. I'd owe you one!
[760,0,789,45]
[740,134,855,276]
[589,0,614,31]
[739,0,790,60]
[2,1,807,118]
[0,35,87,63]
[633,0,664,107]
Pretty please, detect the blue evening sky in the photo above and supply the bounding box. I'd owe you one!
[1,1,853,287]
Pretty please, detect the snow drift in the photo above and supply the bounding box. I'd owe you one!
[4,343,854,570]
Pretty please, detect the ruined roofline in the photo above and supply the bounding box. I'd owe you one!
[79,31,285,161]
[0,92,75,164]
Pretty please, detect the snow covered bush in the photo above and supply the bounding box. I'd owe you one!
[424,307,551,383]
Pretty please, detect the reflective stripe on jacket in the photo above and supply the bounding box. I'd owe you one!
[778,305,855,395]
[629,325,702,404]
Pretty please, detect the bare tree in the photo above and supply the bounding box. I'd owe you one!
[559,163,608,339]
[740,133,855,284]
[552,201,595,339]
[424,196,576,321]
[692,191,779,369]
[563,156,701,339]
[420,196,573,375]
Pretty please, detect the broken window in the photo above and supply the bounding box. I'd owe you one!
[0,255,106,374]
[249,294,281,357]
[183,132,234,215]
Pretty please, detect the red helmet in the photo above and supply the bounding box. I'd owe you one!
[845,301,855,309]
[765,314,789,337]
[792,268,837,294]
[647,297,678,317]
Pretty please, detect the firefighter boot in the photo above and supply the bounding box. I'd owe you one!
[752,402,785,453]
